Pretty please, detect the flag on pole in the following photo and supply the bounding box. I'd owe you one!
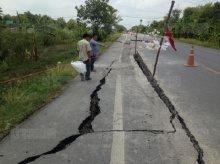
[165,27,177,51]
[153,1,176,77]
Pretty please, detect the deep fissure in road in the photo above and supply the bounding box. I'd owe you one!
[78,69,110,134]
[17,68,112,164]
[133,52,204,164]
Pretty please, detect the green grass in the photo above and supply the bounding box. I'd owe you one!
[0,43,78,82]
[175,38,220,50]
[0,64,78,140]
[0,33,121,141]
[0,43,78,140]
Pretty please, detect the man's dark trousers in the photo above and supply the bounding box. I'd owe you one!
[80,59,91,80]
[91,55,96,71]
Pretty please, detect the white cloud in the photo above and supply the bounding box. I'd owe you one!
[1,0,85,19]
[1,0,218,28]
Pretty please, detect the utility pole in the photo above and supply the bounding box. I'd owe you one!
[135,19,142,55]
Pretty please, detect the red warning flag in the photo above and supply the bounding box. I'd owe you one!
[166,27,177,51]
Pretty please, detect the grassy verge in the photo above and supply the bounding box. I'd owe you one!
[0,43,78,140]
[175,38,220,50]
[0,63,78,140]
[0,33,121,141]
[0,43,78,82]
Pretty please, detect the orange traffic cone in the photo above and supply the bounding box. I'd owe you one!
[184,45,198,67]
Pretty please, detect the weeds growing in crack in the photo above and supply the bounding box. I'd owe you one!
[133,53,204,164]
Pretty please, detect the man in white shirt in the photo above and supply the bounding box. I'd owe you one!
[77,33,92,81]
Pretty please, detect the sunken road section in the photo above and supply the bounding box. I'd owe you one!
[133,52,204,164]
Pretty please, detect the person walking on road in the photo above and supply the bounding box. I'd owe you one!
[90,33,105,72]
[77,33,92,81]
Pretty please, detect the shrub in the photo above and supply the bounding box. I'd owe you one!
[0,61,9,71]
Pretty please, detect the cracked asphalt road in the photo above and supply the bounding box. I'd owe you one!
[0,34,217,164]
[136,34,220,164]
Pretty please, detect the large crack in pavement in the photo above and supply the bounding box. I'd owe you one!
[16,36,204,164]
[78,68,111,134]
[95,129,174,134]
[133,52,204,164]
[17,66,113,164]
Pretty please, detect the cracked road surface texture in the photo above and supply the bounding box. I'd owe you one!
[0,34,213,164]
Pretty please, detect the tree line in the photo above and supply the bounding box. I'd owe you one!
[0,0,126,65]
[132,2,220,47]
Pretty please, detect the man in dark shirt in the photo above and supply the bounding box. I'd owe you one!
[90,33,105,72]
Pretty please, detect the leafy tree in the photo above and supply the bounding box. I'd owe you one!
[164,9,181,26]
[75,0,122,33]
[17,13,29,23]
[183,7,194,22]
[211,2,220,23]
[114,24,127,33]
[169,2,220,46]
[183,6,204,23]
[130,25,146,33]
[0,7,2,18]
[66,19,77,30]
[170,9,182,25]
[150,20,163,29]
[56,17,66,29]
[0,7,3,26]
[39,15,54,25]
[172,19,184,38]
[197,3,213,23]
[23,11,40,25]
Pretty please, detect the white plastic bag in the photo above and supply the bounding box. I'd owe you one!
[71,61,86,74]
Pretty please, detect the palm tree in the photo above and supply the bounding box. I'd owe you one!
[24,15,57,60]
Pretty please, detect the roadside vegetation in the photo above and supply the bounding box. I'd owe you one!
[131,2,220,49]
[0,0,126,140]
[175,38,220,50]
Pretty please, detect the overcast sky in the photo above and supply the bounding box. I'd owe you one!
[1,0,218,29]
